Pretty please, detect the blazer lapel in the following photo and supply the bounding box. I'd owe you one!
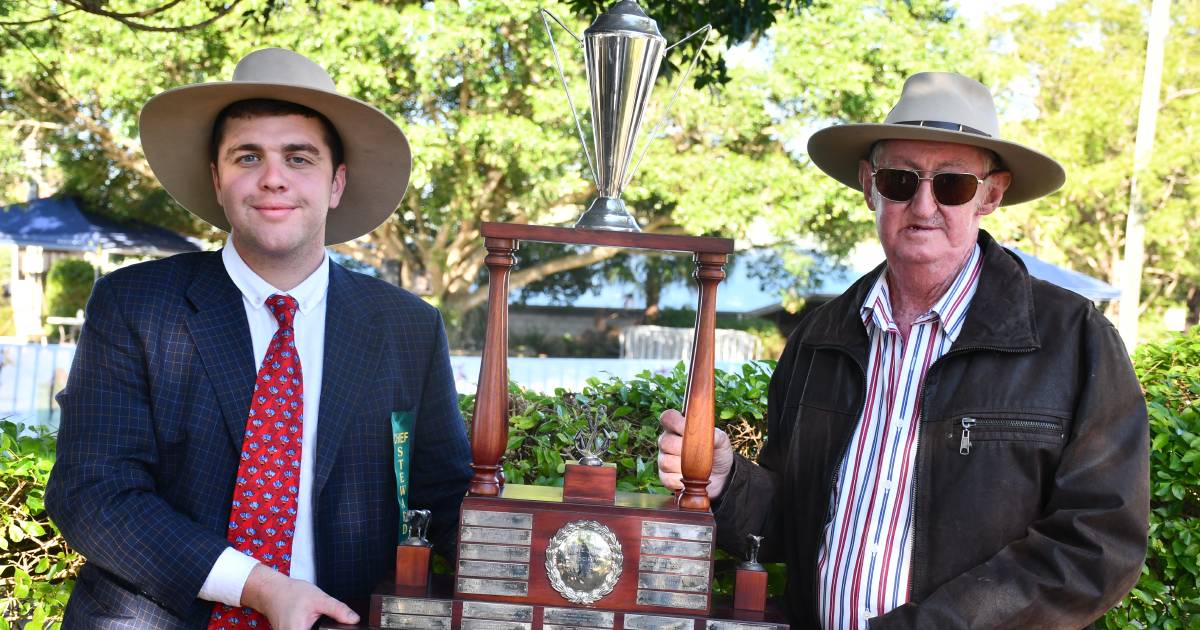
[186,253,256,454]
[312,264,376,499]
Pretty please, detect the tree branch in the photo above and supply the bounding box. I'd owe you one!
[0,8,79,26]
[1164,87,1200,105]
[450,246,624,312]
[59,0,244,33]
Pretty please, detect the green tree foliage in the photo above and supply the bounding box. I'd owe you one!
[1102,327,1200,628]
[42,258,94,318]
[1,0,976,319]
[982,0,1200,339]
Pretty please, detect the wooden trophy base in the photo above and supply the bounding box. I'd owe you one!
[395,543,432,590]
[453,484,716,615]
[733,568,768,612]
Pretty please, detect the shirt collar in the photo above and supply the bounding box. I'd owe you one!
[221,238,330,315]
[860,243,983,343]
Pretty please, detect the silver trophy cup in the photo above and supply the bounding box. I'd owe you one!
[542,1,710,232]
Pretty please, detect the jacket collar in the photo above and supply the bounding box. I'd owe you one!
[800,230,1040,363]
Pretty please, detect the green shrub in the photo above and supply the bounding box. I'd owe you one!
[43,259,95,319]
[1102,327,1200,629]
[458,361,775,492]
[0,421,79,630]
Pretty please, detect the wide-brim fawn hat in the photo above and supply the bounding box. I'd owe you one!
[807,72,1065,205]
[139,48,411,244]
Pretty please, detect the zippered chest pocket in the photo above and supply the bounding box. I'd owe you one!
[955,415,1066,455]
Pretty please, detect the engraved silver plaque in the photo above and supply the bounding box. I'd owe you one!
[622,614,693,630]
[640,538,711,559]
[706,622,780,630]
[641,520,714,542]
[461,526,533,545]
[544,607,615,627]
[545,520,624,605]
[462,601,535,622]
[460,543,532,563]
[379,597,453,616]
[379,613,451,629]
[464,509,534,529]
[458,559,531,580]
[457,577,530,597]
[636,589,707,610]
[460,621,531,630]
[637,572,709,592]
[638,555,710,577]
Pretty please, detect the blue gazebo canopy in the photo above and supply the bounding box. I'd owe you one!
[0,196,199,256]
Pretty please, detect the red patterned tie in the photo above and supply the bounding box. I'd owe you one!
[209,295,303,630]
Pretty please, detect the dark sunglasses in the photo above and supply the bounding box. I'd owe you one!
[870,168,989,206]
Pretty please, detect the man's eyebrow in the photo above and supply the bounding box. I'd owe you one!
[224,143,263,157]
[283,142,321,155]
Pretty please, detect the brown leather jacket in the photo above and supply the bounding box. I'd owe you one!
[713,231,1148,629]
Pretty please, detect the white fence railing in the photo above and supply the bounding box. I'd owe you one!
[1,343,749,428]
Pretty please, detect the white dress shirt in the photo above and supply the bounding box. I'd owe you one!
[198,240,329,606]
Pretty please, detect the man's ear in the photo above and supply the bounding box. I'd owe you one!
[328,164,347,210]
[210,163,221,195]
[978,170,1012,217]
[857,159,875,209]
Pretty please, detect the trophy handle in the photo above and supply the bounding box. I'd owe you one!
[623,24,713,191]
[540,8,598,186]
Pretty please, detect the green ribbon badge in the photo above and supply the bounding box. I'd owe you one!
[390,411,415,543]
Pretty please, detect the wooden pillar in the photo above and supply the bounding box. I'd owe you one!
[468,237,517,496]
[679,251,727,511]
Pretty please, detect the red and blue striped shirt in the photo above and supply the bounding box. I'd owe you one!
[816,244,984,629]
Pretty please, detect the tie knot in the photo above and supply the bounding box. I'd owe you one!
[266,294,299,329]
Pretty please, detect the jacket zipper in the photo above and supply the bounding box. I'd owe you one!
[958,417,1061,456]
[959,417,976,455]
[908,343,1035,601]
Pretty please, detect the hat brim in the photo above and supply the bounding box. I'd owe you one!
[807,123,1065,206]
[140,81,411,245]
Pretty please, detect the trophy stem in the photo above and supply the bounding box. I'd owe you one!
[469,237,517,496]
[574,197,641,232]
[679,251,727,511]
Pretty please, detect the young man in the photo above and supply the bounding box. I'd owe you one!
[46,48,472,629]
[658,72,1148,628]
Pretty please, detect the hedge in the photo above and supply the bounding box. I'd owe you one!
[4,327,1199,627]
[42,259,94,319]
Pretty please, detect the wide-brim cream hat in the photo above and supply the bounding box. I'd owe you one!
[807,72,1064,206]
[140,48,411,244]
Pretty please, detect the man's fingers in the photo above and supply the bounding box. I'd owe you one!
[659,408,686,435]
[657,430,683,456]
[658,452,681,475]
[317,595,360,625]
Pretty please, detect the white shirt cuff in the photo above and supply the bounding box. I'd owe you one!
[198,547,260,606]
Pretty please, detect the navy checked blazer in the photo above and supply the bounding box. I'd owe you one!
[46,250,473,628]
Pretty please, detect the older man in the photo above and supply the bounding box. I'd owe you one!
[46,49,472,629]
[659,72,1148,628]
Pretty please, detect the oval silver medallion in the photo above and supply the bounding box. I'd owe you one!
[544,520,623,605]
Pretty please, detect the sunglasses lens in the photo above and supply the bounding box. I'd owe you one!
[874,169,919,202]
[932,173,980,205]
